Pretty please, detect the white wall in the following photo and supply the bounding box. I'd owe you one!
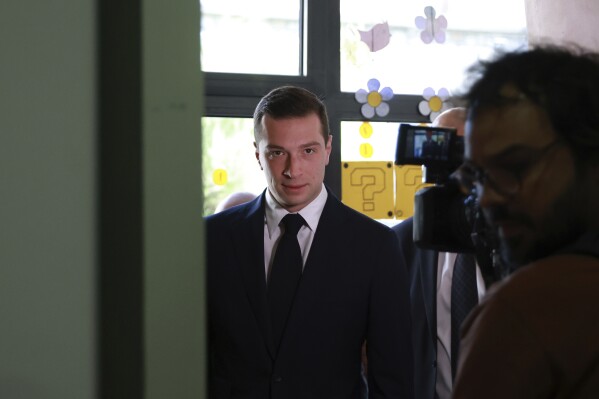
[526,0,599,51]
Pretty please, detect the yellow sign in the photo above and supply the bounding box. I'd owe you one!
[212,169,228,186]
[359,143,374,158]
[394,165,433,219]
[341,161,395,219]
[359,122,373,138]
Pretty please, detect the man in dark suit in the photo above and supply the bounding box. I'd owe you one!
[206,85,414,399]
[393,108,487,399]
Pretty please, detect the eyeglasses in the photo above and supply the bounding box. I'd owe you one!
[453,139,563,198]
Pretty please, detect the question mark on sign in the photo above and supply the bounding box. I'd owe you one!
[350,168,385,212]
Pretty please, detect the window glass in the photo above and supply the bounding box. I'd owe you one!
[340,120,424,227]
[202,117,264,215]
[340,0,527,95]
[340,121,402,162]
[200,0,303,75]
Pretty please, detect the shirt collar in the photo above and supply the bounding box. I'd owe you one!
[264,184,328,238]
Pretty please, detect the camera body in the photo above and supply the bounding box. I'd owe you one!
[395,123,503,284]
[395,123,475,253]
[395,123,464,184]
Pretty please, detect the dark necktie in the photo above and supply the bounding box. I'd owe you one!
[451,252,478,379]
[268,213,305,350]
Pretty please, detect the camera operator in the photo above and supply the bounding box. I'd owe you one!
[393,107,491,399]
[452,45,599,399]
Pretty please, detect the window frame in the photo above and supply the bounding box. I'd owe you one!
[203,0,429,198]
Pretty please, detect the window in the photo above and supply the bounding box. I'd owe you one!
[201,0,527,217]
[200,0,305,75]
[340,0,527,94]
[202,117,263,215]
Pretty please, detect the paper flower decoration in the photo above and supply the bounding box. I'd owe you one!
[358,22,391,52]
[355,79,394,119]
[418,87,452,122]
[415,6,447,44]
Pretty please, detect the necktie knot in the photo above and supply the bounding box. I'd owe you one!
[281,213,304,237]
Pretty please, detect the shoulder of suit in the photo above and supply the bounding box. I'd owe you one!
[391,217,412,235]
[206,198,259,225]
[334,200,395,236]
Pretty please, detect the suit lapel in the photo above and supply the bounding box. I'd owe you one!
[230,195,276,358]
[302,193,343,273]
[274,191,344,351]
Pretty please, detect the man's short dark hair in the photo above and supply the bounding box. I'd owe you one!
[253,85,331,142]
[462,44,599,163]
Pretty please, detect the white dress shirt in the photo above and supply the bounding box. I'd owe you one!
[263,184,328,280]
[435,251,486,399]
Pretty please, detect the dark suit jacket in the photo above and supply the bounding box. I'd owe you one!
[392,217,438,399]
[206,188,414,399]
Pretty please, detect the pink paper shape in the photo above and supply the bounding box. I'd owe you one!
[359,22,391,52]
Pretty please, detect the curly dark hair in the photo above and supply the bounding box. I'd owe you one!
[462,44,599,163]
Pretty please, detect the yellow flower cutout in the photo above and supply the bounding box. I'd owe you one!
[418,87,452,122]
[355,78,394,119]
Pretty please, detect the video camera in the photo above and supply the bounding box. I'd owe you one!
[395,123,504,283]
[395,123,481,253]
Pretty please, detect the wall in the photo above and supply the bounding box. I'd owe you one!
[0,0,97,397]
[143,1,206,398]
[0,0,205,398]
[526,0,599,51]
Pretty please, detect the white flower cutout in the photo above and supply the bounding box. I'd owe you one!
[418,87,453,122]
[355,78,394,119]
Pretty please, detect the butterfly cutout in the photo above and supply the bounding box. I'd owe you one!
[415,6,447,44]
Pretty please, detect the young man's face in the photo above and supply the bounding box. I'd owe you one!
[464,91,585,266]
[255,113,332,213]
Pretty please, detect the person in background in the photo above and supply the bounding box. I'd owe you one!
[420,130,441,159]
[214,191,257,213]
[452,45,599,398]
[205,85,414,399]
[393,107,489,399]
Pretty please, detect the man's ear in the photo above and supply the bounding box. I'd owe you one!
[324,135,333,165]
[254,142,262,170]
